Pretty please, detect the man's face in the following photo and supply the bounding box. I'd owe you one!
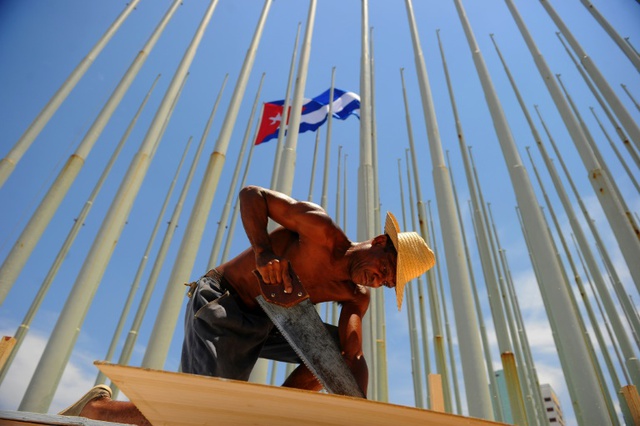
[353,235,397,289]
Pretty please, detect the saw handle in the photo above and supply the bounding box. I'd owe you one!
[253,268,309,308]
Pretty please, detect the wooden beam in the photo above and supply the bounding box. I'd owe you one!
[428,374,445,412]
[97,362,506,426]
[0,336,16,370]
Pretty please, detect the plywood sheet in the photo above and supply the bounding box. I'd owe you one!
[96,362,507,426]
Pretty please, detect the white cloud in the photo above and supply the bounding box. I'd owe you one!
[0,325,107,414]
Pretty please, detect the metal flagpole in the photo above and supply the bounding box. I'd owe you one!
[0,0,183,306]
[115,122,207,383]
[335,146,343,225]
[573,237,637,425]
[308,129,321,202]
[574,234,633,385]
[356,0,377,400]
[118,75,227,381]
[497,243,547,426]
[400,104,432,404]
[320,68,336,209]
[621,84,640,113]
[221,108,261,265]
[437,29,525,422]
[397,158,424,409]
[455,0,610,422]
[427,199,462,415]
[468,147,534,424]
[536,0,640,151]
[207,74,265,269]
[96,135,192,386]
[466,200,506,423]
[578,0,640,72]
[445,152,493,417]
[270,23,301,190]
[525,147,619,423]
[370,27,382,234]
[19,0,217,411]
[0,0,142,188]
[506,0,640,286]
[590,107,640,195]
[556,73,639,236]
[554,32,640,170]
[405,1,490,416]
[370,26,388,403]
[399,67,444,410]
[143,0,272,371]
[276,0,317,196]
[0,75,159,386]
[403,148,432,394]
[333,151,347,325]
[489,30,622,423]
[535,106,640,351]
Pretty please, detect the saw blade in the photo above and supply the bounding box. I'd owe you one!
[256,295,365,398]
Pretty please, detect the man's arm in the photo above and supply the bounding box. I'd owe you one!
[337,296,370,397]
[239,185,335,292]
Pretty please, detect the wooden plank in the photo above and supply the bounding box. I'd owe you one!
[0,336,17,370]
[622,385,640,425]
[96,362,507,426]
[0,410,127,426]
[428,373,445,412]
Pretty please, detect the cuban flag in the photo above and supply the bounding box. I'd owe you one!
[254,88,360,145]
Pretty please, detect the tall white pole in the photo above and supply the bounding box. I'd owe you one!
[397,158,424,408]
[589,108,640,195]
[115,97,211,375]
[96,135,192,387]
[534,106,640,354]
[276,0,317,196]
[308,129,321,202]
[621,84,640,113]
[489,29,626,423]
[142,0,272,371]
[437,29,527,422]
[0,0,183,306]
[20,0,217,412]
[405,0,490,417]
[0,75,159,386]
[357,0,379,400]
[578,0,640,72]
[525,148,619,423]
[0,0,142,188]
[207,74,265,269]
[555,73,639,236]
[537,0,640,151]
[270,23,301,189]
[506,0,640,280]
[455,0,611,422]
[554,32,640,170]
[404,148,432,393]
[320,68,336,210]
[221,112,262,265]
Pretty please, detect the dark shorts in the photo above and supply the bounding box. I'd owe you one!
[181,270,339,381]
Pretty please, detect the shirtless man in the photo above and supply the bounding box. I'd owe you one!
[59,185,435,425]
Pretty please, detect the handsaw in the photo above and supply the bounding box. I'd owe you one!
[254,269,365,398]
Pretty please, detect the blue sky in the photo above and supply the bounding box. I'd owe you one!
[0,1,639,424]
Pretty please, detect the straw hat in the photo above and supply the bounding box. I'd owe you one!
[384,212,435,311]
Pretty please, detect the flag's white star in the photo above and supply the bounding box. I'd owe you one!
[269,112,282,126]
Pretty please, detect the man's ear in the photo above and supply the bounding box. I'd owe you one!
[372,234,388,246]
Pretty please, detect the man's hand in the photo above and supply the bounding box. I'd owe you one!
[256,254,293,294]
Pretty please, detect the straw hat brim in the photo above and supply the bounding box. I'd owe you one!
[384,212,435,310]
